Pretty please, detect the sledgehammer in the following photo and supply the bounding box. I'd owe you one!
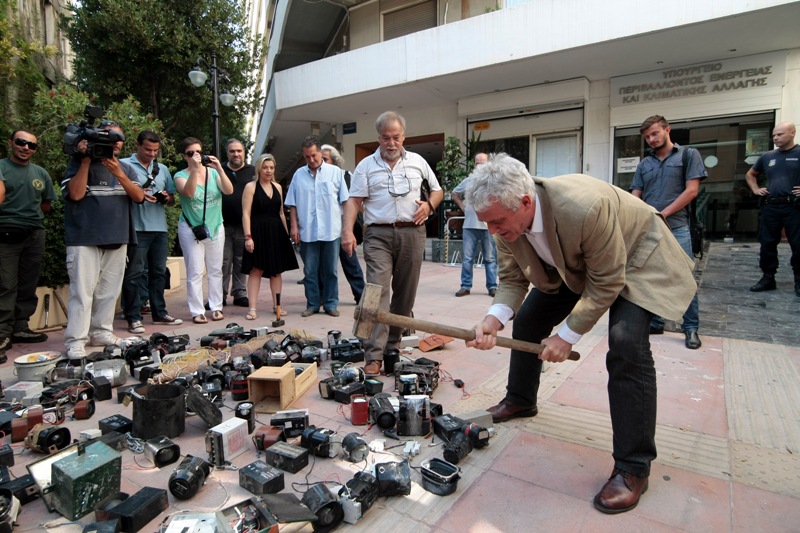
[353,283,580,360]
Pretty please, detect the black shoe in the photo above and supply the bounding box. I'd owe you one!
[795,281,800,297]
[684,330,702,349]
[649,325,664,335]
[233,296,249,307]
[12,328,48,343]
[750,274,776,292]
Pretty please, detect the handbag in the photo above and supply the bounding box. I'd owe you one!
[0,226,31,244]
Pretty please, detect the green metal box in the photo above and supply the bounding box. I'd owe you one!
[50,441,122,520]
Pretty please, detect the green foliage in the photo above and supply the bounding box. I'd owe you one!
[435,132,482,192]
[0,0,51,148]
[62,0,265,153]
[26,84,181,286]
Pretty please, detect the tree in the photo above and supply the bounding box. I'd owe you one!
[62,0,264,154]
[0,0,54,150]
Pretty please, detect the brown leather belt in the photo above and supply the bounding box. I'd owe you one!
[370,221,417,228]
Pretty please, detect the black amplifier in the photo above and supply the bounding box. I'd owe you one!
[239,460,285,495]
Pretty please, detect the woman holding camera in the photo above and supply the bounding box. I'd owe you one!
[174,137,233,324]
[241,154,298,320]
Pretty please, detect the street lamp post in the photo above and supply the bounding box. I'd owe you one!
[188,52,235,158]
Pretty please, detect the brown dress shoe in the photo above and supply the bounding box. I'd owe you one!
[364,360,382,377]
[487,400,538,423]
[593,468,649,514]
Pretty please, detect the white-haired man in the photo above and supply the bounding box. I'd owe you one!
[467,153,696,514]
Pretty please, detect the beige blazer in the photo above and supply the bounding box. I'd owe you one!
[493,174,697,335]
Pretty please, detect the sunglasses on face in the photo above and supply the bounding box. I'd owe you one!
[13,138,38,150]
[185,150,203,157]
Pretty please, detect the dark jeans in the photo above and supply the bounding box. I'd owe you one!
[222,224,247,300]
[339,247,365,302]
[122,231,169,321]
[0,228,45,337]
[506,284,657,477]
[757,203,800,276]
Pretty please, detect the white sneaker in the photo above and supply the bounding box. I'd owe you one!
[128,320,145,334]
[67,346,87,360]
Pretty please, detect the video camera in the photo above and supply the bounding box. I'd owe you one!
[62,105,124,160]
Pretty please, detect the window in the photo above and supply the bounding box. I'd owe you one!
[613,113,775,239]
[383,0,437,42]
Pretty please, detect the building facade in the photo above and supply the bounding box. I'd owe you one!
[249,0,800,240]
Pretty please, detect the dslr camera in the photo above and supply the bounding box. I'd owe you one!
[63,105,124,160]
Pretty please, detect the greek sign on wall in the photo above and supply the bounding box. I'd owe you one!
[610,52,786,107]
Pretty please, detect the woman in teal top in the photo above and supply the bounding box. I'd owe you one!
[174,137,233,323]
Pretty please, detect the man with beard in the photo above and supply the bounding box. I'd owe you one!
[220,139,255,307]
[630,115,706,349]
[341,111,443,377]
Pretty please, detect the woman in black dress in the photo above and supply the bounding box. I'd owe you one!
[241,154,298,319]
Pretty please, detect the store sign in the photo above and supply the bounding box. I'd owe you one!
[610,52,786,107]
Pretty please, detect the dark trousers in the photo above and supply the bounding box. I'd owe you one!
[757,203,800,277]
[122,231,169,322]
[506,284,657,477]
[339,247,365,302]
[0,229,45,337]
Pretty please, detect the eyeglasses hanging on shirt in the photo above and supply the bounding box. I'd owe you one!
[386,161,412,197]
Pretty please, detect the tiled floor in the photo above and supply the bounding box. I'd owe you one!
[3,242,800,532]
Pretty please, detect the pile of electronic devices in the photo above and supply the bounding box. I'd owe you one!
[0,324,492,533]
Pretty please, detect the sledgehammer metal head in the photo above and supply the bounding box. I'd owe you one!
[353,283,382,338]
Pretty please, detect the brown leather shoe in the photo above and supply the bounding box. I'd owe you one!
[593,468,649,514]
[364,360,382,377]
[487,400,538,423]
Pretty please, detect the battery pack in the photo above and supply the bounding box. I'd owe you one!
[239,460,285,495]
[90,376,112,401]
[99,414,133,435]
[264,441,309,474]
[106,486,168,533]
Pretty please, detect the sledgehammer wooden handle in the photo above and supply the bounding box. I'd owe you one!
[378,311,580,360]
[353,283,580,360]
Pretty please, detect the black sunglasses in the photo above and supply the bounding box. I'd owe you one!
[185,150,203,157]
[99,120,119,128]
[13,138,38,150]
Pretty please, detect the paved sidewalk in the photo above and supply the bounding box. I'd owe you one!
[3,242,799,532]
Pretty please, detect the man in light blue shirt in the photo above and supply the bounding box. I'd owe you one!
[120,130,182,333]
[286,136,349,317]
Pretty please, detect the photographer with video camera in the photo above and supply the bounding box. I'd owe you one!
[62,116,145,360]
[120,130,182,335]
[174,137,233,324]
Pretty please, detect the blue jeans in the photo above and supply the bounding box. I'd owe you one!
[460,228,498,291]
[122,231,169,321]
[299,239,340,311]
[339,247,365,302]
[507,284,657,477]
[651,225,699,332]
